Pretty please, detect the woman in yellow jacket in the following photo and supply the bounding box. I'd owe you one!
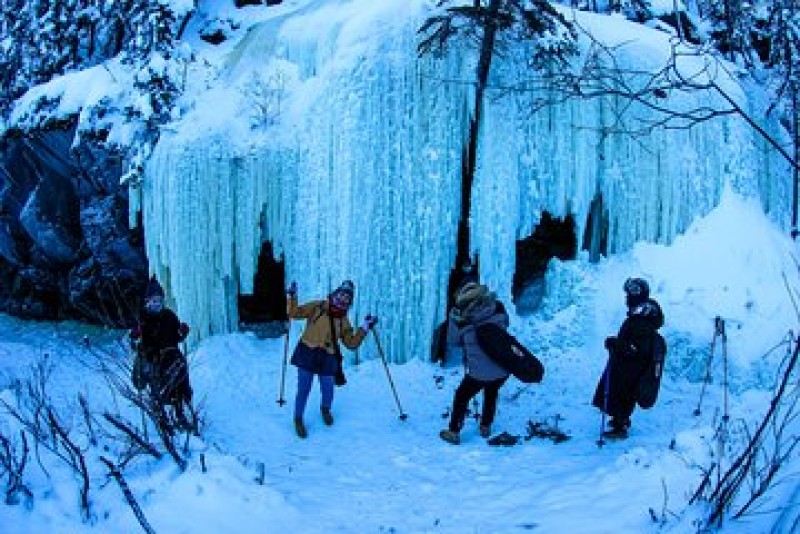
[286,280,377,438]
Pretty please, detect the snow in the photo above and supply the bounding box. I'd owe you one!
[6,63,123,140]
[1,189,798,533]
[648,0,687,17]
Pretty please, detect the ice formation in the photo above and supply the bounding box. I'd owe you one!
[138,1,790,363]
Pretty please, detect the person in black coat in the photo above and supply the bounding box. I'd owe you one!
[130,275,192,430]
[592,277,664,439]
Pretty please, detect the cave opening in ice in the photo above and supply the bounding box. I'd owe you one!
[237,241,287,336]
[513,212,578,315]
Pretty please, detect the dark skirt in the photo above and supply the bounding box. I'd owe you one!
[291,343,339,376]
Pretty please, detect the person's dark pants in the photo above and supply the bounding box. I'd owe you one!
[295,368,335,420]
[448,375,507,432]
[153,348,192,408]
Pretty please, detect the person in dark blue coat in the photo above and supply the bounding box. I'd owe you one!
[592,277,664,439]
[440,282,510,444]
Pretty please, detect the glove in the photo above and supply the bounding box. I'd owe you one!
[130,324,142,340]
[179,323,190,339]
[604,336,618,351]
[130,325,142,350]
[286,281,297,298]
[361,315,378,331]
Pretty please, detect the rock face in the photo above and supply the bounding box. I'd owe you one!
[0,123,147,325]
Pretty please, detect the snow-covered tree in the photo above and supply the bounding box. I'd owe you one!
[0,0,192,121]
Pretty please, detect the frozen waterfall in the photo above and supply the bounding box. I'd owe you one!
[138,1,790,363]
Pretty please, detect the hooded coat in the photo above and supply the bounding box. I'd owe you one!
[134,307,192,405]
[446,284,510,382]
[592,298,665,419]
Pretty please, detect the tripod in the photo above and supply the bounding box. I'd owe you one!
[694,316,730,421]
[693,317,733,493]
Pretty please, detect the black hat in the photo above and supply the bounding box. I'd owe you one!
[623,277,649,306]
[337,280,355,298]
[145,275,165,299]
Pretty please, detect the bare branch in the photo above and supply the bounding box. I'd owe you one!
[697,332,800,526]
[0,430,32,506]
[102,413,162,461]
[46,408,91,520]
[100,456,156,534]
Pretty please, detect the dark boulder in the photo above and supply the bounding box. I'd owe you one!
[0,121,147,326]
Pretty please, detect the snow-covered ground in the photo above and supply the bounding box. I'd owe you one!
[1,189,798,533]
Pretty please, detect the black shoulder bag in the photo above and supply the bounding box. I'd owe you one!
[329,313,347,386]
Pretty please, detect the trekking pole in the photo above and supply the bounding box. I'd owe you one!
[115,332,149,440]
[597,365,611,447]
[181,340,199,434]
[277,319,290,406]
[371,328,408,420]
[134,341,148,440]
[138,386,150,441]
[694,317,722,416]
[717,319,730,479]
[719,318,729,425]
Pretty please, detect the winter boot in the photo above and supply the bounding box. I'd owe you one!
[294,418,308,439]
[439,429,460,445]
[602,418,629,439]
[607,417,631,430]
[479,425,492,438]
[601,427,628,439]
[321,408,334,426]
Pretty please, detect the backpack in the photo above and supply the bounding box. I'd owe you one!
[636,332,667,409]
[475,323,544,383]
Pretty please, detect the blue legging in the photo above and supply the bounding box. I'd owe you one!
[294,368,335,419]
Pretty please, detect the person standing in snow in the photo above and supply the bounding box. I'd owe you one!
[286,280,377,438]
[592,277,664,439]
[130,275,193,431]
[440,282,510,445]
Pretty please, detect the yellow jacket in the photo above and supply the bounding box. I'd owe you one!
[287,298,366,354]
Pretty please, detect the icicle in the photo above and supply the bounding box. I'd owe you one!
[141,2,468,360]
[472,40,791,301]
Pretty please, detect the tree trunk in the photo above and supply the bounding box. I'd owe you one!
[448,0,502,301]
[723,0,736,61]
